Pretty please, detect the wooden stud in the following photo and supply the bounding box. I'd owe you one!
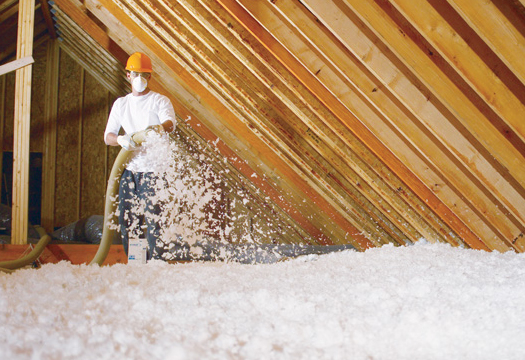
[41,39,59,233]
[12,0,35,245]
[0,75,5,201]
[77,68,85,220]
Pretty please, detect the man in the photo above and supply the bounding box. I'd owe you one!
[104,52,175,260]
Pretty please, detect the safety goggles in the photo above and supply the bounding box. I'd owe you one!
[128,71,151,79]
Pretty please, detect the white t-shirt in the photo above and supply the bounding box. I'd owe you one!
[104,91,175,172]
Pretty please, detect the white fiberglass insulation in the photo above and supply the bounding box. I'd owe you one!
[1,242,524,360]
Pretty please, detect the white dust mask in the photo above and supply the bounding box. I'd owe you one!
[132,76,148,93]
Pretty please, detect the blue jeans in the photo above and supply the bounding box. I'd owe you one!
[118,169,163,260]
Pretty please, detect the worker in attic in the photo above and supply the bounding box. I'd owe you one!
[103,52,175,261]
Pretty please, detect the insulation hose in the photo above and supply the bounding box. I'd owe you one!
[0,130,155,271]
[89,148,132,265]
[0,234,52,273]
[89,128,154,266]
[0,146,133,271]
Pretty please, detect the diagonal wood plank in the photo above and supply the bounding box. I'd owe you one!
[218,0,449,245]
[128,0,394,246]
[301,0,525,249]
[388,0,525,158]
[445,0,525,87]
[216,0,489,251]
[84,0,375,249]
[332,0,525,202]
[291,0,523,251]
[265,0,516,250]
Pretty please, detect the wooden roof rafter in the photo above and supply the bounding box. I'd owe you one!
[215,0,491,251]
[86,0,379,249]
[291,0,524,251]
[445,0,525,87]
[133,0,417,247]
[184,0,453,246]
[51,0,129,96]
[76,0,351,247]
[261,0,467,246]
[271,0,518,251]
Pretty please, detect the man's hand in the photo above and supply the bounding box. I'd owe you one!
[117,134,138,150]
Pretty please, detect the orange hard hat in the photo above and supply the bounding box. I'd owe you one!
[125,52,153,73]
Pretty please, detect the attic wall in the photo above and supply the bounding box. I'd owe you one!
[54,47,117,228]
[0,38,118,230]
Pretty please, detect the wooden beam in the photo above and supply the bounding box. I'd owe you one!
[41,39,59,233]
[40,0,58,39]
[0,1,18,23]
[0,76,5,204]
[388,0,525,161]
[52,0,129,64]
[138,0,397,245]
[12,0,35,245]
[270,0,517,251]
[517,0,525,13]
[0,244,127,265]
[265,0,466,245]
[0,56,34,76]
[334,0,525,201]
[85,0,375,249]
[341,0,525,249]
[0,0,18,14]
[77,68,84,219]
[184,0,419,245]
[50,0,129,95]
[300,0,522,251]
[216,0,489,251]
[445,0,525,86]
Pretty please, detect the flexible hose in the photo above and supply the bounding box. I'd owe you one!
[89,128,154,265]
[0,234,52,273]
[0,131,153,271]
[89,148,132,265]
[0,147,132,270]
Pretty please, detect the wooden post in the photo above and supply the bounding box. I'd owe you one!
[0,76,5,201]
[12,0,35,244]
[77,68,85,220]
[41,40,59,233]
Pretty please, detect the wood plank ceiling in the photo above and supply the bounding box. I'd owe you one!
[2,0,525,252]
